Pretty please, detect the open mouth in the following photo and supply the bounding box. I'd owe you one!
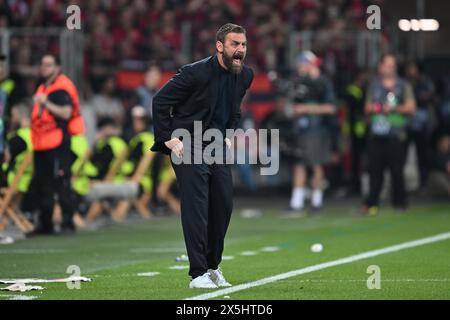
[232,55,243,65]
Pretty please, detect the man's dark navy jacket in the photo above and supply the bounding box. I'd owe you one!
[150,55,254,154]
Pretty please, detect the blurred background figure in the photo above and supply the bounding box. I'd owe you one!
[404,61,436,190]
[124,106,155,215]
[127,106,154,189]
[88,75,124,129]
[123,64,161,141]
[287,51,336,213]
[436,67,450,139]
[344,71,368,196]
[0,54,17,163]
[424,134,450,199]
[135,65,161,123]
[27,54,82,235]
[70,133,97,221]
[232,95,258,194]
[363,54,416,215]
[91,117,129,181]
[1,104,32,216]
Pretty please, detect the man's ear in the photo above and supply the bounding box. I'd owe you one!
[216,41,223,54]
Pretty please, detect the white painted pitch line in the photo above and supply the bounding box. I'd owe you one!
[240,251,258,256]
[260,246,280,252]
[186,231,450,300]
[0,276,91,284]
[169,265,189,270]
[280,279,450,283]
[136,272,160,277]
[221,256,235,260]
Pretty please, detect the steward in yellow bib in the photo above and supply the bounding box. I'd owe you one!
[129,107,179,215]
[0,54,17,162]
[2,127,32,193]
[91,117,132,181]
[2,105,34,219]
[126,106,155,195]
[27,54,85,236]
[70,134,98,216]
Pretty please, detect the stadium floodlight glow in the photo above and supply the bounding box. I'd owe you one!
[410,19,421,31]
[398,19,440,31]
[420,19,439,31]
[398,19,411,31]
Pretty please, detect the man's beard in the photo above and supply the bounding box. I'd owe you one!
[222,51,245,74]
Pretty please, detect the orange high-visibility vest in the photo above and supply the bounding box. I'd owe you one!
[31,73,85,151]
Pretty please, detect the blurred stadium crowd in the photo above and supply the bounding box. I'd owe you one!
[2,0,387,97]
[3,1,381,65]
[0,0,449,236]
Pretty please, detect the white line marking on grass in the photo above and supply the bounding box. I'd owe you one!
[221,256,235,260]
[136,272,160,277]
[240,251,258,256]
[260,246,280,252]
[290,279,450,283]
[169,265,189,270]
[0,276,91,284]
[186,231,450,300]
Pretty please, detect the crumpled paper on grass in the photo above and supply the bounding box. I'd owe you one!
[0,276,92,284]
[0,282,45,292]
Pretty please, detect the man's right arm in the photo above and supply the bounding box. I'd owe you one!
[152,65,196,154]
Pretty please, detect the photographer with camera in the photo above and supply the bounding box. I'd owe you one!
[286,51,337,213]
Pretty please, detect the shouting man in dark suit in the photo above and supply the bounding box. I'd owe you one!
[151,23,253,288]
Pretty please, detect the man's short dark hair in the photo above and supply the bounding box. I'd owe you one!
[42,53,61,65]
[216,23,246,43]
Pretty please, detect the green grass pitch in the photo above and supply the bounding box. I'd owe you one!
[0,203,449,300]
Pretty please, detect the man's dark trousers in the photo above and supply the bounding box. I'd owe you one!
[27,142,75,231]
[366,134,407,208]
[171,144,232,279]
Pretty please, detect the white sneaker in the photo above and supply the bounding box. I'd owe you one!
[189,272,218,289]
[208,268,232,287]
